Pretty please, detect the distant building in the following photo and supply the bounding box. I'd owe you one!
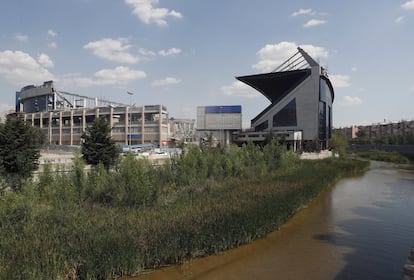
[196,105,242,145]
[15,81,169,146]
[336,120,414,143]
[169,118,196,143]
[235,47,334,150]
[334,125,360,139]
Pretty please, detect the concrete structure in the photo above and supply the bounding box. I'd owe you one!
[196,105,242,145]
[335,120,414,143]
[15,81,169,146]
[235,47,334,150]
[169,118,196,143]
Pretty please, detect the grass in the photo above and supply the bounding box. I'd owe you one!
[0,143,370,279]
[353,149,410,164]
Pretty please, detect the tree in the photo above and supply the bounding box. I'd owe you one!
[81,117,120,169]
[329,132,348,157]
[0,115,42,190]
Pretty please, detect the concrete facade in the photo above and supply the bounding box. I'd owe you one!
[15,81,169,146]
[236,47,334,149]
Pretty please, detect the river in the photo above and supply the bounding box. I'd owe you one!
[130,161,414,280]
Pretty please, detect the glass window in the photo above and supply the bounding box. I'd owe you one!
[255,120,268,131]
[273,99,297,127]
[318,101,327,140]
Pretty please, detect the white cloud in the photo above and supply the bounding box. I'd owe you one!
[139,48,156,56]
[48,42,57,49]
[125,0,183,27]
[158,48,181,56]
[47,29,58,37]
[94,66,146,83]
[83,38,139,64]
[304,19,327,28]
[253,41,328,72]
[351,67,358,72]
[152,77,181,87]
[221,81,260,98]
[395,16,404,23]
[291,8,313,17]
[402,0,414,10]
[330,74,351,88]
[38,53,54,68]
[15,33,28,43]
[341,96,362,106]
[0,50,54,85]
[61,67,146,88]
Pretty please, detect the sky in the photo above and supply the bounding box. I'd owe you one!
[0,0,413,128]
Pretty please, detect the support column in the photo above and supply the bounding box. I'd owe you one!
[141,106,145,144]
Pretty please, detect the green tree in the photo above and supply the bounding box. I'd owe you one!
[329,132,348,157]
[81,117,120,169]
[0,115,42,191]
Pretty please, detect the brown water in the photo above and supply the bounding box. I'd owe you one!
[130,162,414,280]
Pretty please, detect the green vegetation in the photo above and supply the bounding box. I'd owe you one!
[81,117,120,169]
[0,115,42,191]
[0,140,369,279]
[351,131,414,145]
[329,132,348,157]
[353,149,410,164]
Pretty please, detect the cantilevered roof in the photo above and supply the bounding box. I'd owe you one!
[236,47,321,103]
[236,69,311,103]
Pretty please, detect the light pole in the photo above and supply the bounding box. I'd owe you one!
[127,91,134,147]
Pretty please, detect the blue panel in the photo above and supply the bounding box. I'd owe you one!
[128,134,142,139]
[205,105,241,114]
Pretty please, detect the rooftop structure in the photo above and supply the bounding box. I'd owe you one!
[235,47,334,150]
[15,81,169,147]
[196,105,242,145]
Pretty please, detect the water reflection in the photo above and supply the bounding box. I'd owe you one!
[129,162,414,280]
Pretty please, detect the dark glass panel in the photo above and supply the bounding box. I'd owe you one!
[255,120,269,131]
[273,99,297,127]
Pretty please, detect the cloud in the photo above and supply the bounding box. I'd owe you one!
[395,16,404,23]
[221,81,260,98]
[15,33,28,43]
[252,41,328,72]
[94,66,146,82]
[291,8,313,17]
[125,0,183,27]
[83,38,139,64]
[304,19,327,28]
[329,74,351,88]
[139,48,156,56]
[47,29,58,37]
[0,50,54,85]
[341,96,362,106]
[38,53,54,68]
[401,0,414,10]
[61,66,146,88]
[152,77,181,87]
[158,48,181,56]
[48,42,57,49]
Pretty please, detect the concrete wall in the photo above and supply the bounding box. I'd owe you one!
[253,65,323,141]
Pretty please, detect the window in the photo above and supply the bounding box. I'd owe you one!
[273,99,297,127]
[318,101,327,140]
[255,120,268,131]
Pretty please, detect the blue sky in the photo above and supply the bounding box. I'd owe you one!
[0,0,413,128]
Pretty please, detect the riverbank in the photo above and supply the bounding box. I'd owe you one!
[128,160,414,280]
[127,158,369,277]
[0,145,369,279]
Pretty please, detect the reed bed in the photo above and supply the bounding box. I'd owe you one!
[0,142,369,279]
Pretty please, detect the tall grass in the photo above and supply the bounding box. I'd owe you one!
[0,141,369,279]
